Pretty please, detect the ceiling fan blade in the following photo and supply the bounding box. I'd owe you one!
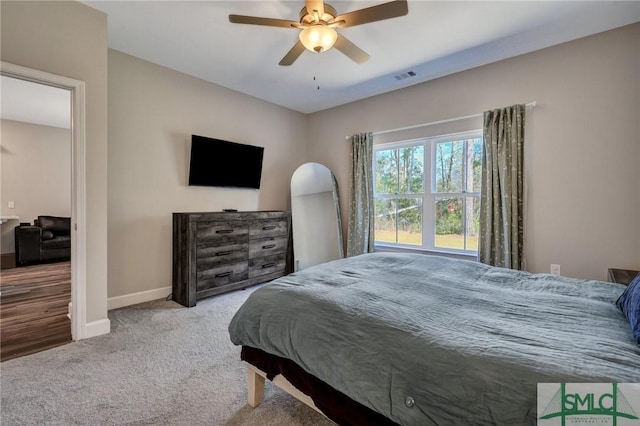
[279,41,306,66]
[305,0,325,19]
[333,34,370,64]
[229,14,298,28]
[334,0,408,28]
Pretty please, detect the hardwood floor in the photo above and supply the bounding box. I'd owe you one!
[1,261,71,362]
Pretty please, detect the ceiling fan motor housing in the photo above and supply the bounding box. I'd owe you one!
[299,4,337,25]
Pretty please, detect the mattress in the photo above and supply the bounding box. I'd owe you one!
[228,253,640,425]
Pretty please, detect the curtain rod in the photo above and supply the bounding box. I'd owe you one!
[345,101,536,140]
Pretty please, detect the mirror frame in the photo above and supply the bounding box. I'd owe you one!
[291,162,343,271]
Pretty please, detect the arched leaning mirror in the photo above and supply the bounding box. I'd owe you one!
[291,163,343,271]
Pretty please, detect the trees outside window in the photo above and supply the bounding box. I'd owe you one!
[373,131,482,253]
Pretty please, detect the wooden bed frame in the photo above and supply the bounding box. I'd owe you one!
[240,346,398,425]
[247,364,323,414]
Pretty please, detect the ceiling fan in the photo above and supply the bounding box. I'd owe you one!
[228,0,408,66]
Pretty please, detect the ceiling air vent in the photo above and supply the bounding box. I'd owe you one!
[394,71,416,81]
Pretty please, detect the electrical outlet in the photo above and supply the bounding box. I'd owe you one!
[550,264,561,275]
[8,201,15,209]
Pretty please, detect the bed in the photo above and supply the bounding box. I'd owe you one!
[228,252,640,425]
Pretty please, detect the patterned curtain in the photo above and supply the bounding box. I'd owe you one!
[347,133,374,257]
[479,104,525,269]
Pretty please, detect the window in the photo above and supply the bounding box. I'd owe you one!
[373,131,483,254]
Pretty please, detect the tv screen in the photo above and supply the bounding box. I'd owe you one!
[188,135,264,189]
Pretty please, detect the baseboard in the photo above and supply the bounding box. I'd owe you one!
[107,286,172,310]
[84,318,111,339]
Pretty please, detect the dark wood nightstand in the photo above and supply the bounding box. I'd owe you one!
[608,268,640,286]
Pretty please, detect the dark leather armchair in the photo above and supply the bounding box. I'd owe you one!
[15,215,71,266]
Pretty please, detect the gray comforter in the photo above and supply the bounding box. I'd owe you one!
[228,253,640,425]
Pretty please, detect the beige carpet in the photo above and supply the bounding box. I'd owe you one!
[0,286,335,426]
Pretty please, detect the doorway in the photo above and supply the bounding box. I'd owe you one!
[1,61,87,346]
[0,75,72,360]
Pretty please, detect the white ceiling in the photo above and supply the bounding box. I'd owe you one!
[83,0,640,114]
[1,76,71,129]
[2,1,639,127]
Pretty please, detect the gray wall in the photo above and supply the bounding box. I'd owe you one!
[107,50,308,301]
[0,119,71,254]
[307,23,640,281]
[1,0,109,323]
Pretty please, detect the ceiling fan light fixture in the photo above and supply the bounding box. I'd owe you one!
[299,26,338,53]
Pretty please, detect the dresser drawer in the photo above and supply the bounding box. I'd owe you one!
[197,242,249,268]
[197,221,248,242]
[249,219,288,239]
[249,237,287,259]
[249,253,286,278]
[197,262,249,290]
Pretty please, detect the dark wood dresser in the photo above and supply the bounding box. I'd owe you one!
[172,211,290,307]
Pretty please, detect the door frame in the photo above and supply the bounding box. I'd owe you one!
[1,61,87,340]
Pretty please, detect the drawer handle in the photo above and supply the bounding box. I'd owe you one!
[215,271,232,278]
[262,244,276,250]
[262,225,276,231]
[215,251,232,256]
[216,229,234,234]
[261,263,276,269]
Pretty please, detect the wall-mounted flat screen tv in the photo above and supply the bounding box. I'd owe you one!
[188,135,264,189]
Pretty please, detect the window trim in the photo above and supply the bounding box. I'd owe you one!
[373,129,483,255]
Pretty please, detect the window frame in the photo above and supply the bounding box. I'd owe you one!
[373,130,483,256]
